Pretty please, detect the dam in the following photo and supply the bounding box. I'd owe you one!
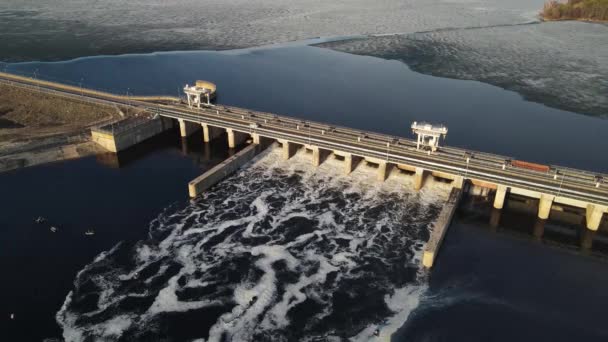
[1,71,606,268]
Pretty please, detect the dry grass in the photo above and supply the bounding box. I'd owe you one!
[542,0,608,21]
[0,84,116,128]
[0,83,120,144]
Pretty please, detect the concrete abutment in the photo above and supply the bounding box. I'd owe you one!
[91,117,173,153]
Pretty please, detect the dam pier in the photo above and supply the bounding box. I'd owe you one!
[1,72,607,268]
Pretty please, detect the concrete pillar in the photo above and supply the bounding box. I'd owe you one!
[178,119,198,137]
[202,124,222,142]
[489,208,501,229]
[538,194,555,220]
[581,228,595,251]
[493,185,508,209]
[452,175,464,189]
[203,142,211,161]
[377,161,388,182]
[178,119,187,137]
[180,137,188,155]
[312,147,321,167]
[586,204,604,231]
[252,133,261,145]
[414,167,425,191]
[280,140,296,160]
[227,128,236,148]
[226,128,248,149]
[202,124,212,143]
[533,218,545,240]
[344,153,353,175]
[283,142,290,160]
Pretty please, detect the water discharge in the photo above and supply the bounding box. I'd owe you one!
[56,146,451,341]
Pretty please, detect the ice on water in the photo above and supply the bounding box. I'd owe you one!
[322,21,608,117]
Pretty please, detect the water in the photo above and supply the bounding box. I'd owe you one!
[394,213,608,342]
[1,42,607,341]
[0,131,236,340]
[0,0,543,62]
[4,41,608,172]
[323,21,608,118]
[56,147,450,341]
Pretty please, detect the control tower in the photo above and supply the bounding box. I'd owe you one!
[183,80,217,109]
[411,121,448,152]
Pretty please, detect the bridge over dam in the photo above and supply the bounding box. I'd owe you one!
[2,71,607,266]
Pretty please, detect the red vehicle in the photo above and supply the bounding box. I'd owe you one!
[511,160,551,173]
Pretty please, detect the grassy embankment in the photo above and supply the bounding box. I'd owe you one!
[541,0,608,21]
[0,83,121,171]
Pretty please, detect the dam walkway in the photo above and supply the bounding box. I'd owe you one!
[1,71,606,237]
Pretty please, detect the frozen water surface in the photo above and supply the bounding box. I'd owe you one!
[0,0,543,61]
[1,1,605,117]
[322,21,608,117]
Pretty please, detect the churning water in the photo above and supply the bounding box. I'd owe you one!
[56,147,450,341]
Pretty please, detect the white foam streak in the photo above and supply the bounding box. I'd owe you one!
[148,275,221,314]
[351,283,428,342]
[57,145,451,341]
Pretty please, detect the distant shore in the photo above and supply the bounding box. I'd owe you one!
[541,0,608,23]
[540,16,608,23]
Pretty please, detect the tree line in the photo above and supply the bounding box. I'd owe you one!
[542,0,608,21]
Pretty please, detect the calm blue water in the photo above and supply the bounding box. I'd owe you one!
[395,215,608,342]
[5,42,608,173]
[1,43,607,341]
[0,132,237,340]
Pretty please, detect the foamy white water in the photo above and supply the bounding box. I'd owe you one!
[57,146,450,341]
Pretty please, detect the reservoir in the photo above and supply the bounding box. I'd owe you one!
[2,41,608,341]
[4,41,608,172]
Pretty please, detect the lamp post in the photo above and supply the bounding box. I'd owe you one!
[308,123,311,146]
[557,172,565,198]
[126,87,131,116]
[464,152,471,180]
[79,77,84,98]
[33,68,40,92]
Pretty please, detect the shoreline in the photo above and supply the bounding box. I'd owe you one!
[0,136,106,173]
[540,17,608,24]
[0,82,121,173]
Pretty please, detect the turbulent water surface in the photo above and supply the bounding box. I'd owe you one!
[56,147,449,341]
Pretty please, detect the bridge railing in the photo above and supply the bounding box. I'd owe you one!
[2,71,606,195]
